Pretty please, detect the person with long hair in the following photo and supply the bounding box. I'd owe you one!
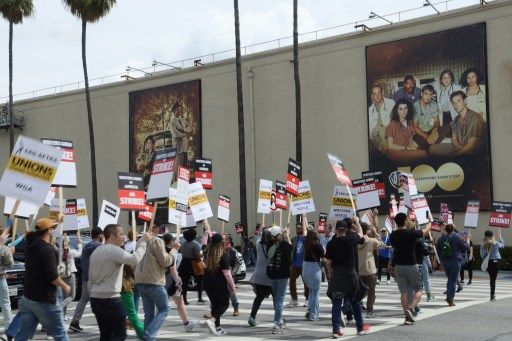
[302,229,325,321]
[266,226,293,334]
[178,228,206,305]
[460,67,487,121]
[480,229,505,301]
[385,99,428,161]
[203,233,235,336]
[121,265,144,339]
[248,227,274,326]
[59,234,82,321]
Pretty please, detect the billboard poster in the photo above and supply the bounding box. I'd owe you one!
[366,23,491,211]
[129,80,201,223]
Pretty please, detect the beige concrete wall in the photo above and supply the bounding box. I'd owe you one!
[1,2,511,243]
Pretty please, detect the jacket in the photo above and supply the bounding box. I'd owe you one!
[480,238,505,260]
[436,233,469,262]
[81,240,101,282]
[135,236,174,286]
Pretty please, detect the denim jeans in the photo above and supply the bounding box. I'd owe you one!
[138,284,170,341]
[421,257,431,294]
[90,297,127,341]
[302,261,321,319]
[270,278,288,325]
[230,292,240,309]
[0,277,13,328]
[60,274,76,313]
[443,258,461,301]
[5,312,20,338]
[71,281,90,323]
[17,289,68,341]
[331,296,363,333]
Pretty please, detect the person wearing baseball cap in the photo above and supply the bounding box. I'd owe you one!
[325,216,370,338]
[17,218,72,341]
[266,225,293,334]
[480,229,505,301]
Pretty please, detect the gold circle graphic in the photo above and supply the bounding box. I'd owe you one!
[436,162,464,191]
[412,164,437,192]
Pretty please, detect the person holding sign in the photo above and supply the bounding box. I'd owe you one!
[480,230,505,301]
[0,227,14,330]
[59,234,83,321]
[325,218,370,338]
[178,228,207,306]
[302,229,325,321]
[17,218,71,341]
[389,213,431,324]
[286,222,309,308]
[435,224,469,306]
[89,224,149,340]
[460,233,474,285]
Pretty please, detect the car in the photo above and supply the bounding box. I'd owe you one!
[12,234,92,301]
[4,261,25,309]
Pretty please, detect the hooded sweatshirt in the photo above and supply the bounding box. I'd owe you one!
[23,234,59,304]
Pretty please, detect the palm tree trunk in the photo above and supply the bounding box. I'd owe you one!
[234,0,248,237]
[293,0,302,166]
[81,19,99,226]
[8,21,14,153]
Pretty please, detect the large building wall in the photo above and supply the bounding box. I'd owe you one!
[1,2,511,241]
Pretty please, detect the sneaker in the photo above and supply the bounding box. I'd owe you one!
[405,308,415,323]
[427,294,435,302]
[285,300,298,308]
[414,306,420,315]
[184,319,200,332]
[46,335,52,340]
[332,330,345,338]
[490,296,496,302]
[366,312,377,318]
[467,281,472,285]
[357,324,371,335]
[206,319,216,334]
[376,279,381,285]
[309,316,321,321]
[69,321,83,332]
[63,313,70,321]
[303,300,308,307]
[386,280,391,285]
[305,311,310,319]
[213,327,227,336]
[248,316,257,327]
[443,291,447,295]
[456,286,463,293]
[404,319,414,325]
[447,299,456,307]
[197,298,208,304]
[1,334,13,341]
[460,280,465,284]
[203,313,212,319]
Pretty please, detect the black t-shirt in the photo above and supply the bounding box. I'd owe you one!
[390,229,423,265]
[325,232,364,268]
[204,252,231,291]
[304,242,325,262]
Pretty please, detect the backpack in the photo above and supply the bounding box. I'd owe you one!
[441,238,453,258]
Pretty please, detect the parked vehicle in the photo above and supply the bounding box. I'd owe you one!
[4,261,25,309]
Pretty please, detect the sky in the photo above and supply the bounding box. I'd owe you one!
[0,0,479,101]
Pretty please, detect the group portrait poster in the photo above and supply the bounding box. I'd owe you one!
[365,23,492,211]
[129,80,202,224]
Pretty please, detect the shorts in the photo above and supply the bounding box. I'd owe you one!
[395,265,423,293]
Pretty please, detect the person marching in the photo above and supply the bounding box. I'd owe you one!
[266,226,293,334]
[377,228,392,285]
[178,228,206,305]
[480,229,505,301]
[460,232,474,285]
[60,233,82,321]
[302,228,325,321]
[325,217,370,338]
[286,222,308,308]
[203,233,236,336]
[248,227,274,327]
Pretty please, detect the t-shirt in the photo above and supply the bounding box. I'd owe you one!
[413,100,440,132]
[304,242,325,262]
[292,236,305,267]
[385,120,416,147]
[204,252,231,292]
[357,236,381,276]
[325,232,365,268]
[390,229,423,265]
[181,240,201,260]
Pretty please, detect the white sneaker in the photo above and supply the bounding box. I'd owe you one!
[303,300,308,307]
[285,300,298,308]
[213,327,227,336]
[184,319,200,332]
[376,280,381,285]
[386,280,391,285]
[366,312,378,318]
[205,319,216,334]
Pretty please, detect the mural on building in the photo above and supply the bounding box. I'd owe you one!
[365,23,491,211]
[129,80,202,223]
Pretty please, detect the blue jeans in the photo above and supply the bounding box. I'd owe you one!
[421,258,431,294]
[5,312,20,338]
[331,296,363,333]
[230,292,239,309]
[270,278,288,325]
[443,258,461,301]
[302,261,321,319]
[139,284,170,341]
[0,277,12,328]
[17,290,68,341]
[134,283,140,312]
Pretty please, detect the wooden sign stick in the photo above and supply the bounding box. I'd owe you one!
[149,202,158,229]
[279,210,283,227]
[176,213,182,240]
[287,195,293,226]
[11,218,19,244]
[221,221,225,234]
[24,219,29,233]
[346,184,357,216]
[261,213,266,228]
[131,211,137,242]
[58,187,64,263]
